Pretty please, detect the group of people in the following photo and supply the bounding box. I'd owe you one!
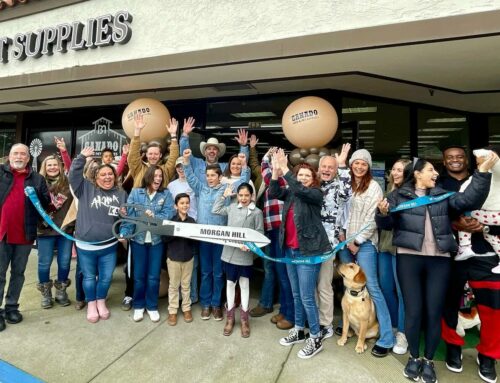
[0,116,499,383]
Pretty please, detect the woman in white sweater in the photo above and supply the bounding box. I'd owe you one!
[337,149,394,357]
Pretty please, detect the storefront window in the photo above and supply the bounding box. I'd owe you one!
[417,109,468,164]
[489,116,500,147]
[0,114,16,163]
[205,95,309,160]
[342,97,410,191]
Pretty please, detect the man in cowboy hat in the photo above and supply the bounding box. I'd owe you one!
[180,121,249,184]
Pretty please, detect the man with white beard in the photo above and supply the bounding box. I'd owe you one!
[0,144,50,331]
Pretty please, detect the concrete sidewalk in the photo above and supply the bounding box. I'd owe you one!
[0,253,487,383]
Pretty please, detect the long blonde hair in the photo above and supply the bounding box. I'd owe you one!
[39,155,69,194]
[387,159,411,192]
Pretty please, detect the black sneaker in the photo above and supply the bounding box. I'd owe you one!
[334,326,343,336]
[121,296,133,311]
[5,310,22,324]
[297,337,323,359]
[477,353,497,383]
[421,359,438,383]
[279,328,307,346]
[0,316,5,332]
[403,357,422,381]
[371,344,391,358]
[445,343,463,373]
[320,325,334,340]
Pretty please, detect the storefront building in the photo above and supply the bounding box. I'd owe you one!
[1,0,500,177]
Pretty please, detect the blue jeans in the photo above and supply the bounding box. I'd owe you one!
[74,257,85,302]
[378,251,405,333]
[37,235,72,283]
[285,247,321,338]
[259,258,276,309]
[339,242,395,348]
[131,241,163,311]
[190,245,199,303]
[199,242,223,308]
[77,244,117,302]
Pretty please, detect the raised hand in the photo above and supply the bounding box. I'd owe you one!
[265,146,277,158]
[249,134,259,148]
[54,136,66,151]
[122,143,130,156]
[183,117,196,136]
[335,143,351,167]
[235,128,248,146]
[276,148,288,170]
[238,152,247,168]
[223,185,233,198]
[134,113,146,134]
[167,118,179,136]
[81,146,94,158]
[478,150,499,173]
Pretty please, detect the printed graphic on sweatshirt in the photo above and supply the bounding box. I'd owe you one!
[90,195,120,216]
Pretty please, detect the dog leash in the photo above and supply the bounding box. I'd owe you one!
[244,224,370,265]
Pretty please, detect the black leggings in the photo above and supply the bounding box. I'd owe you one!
[397,253,451,359]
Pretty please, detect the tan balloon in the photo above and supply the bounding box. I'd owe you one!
[282,96,338,149]
[122,98,171,142]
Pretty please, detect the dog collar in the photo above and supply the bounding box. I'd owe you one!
[347,285,366,298]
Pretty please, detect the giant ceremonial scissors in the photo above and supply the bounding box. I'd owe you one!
[113,204,270,249]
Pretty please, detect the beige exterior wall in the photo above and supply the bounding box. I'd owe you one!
[1,0,500,79]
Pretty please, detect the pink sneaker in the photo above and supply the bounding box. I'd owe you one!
[87,301,99,323]
[96,299,110,320]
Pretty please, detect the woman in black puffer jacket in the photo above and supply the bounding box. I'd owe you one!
[376,153,498,383]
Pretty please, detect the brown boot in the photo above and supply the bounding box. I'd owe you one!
[276,318,294,330]
[240,307,250,338]
[223,305,235,336]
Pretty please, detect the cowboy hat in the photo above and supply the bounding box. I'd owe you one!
[199,137,226,158]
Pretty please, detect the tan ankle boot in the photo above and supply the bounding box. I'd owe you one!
[223,305,236,336]
[87,301,99,323]
[96,299,110,320]
[240,307,250,338]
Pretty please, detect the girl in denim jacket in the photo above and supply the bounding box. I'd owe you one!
[182,148,250,321]
[120,165,175,323]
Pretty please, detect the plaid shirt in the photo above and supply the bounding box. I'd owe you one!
[261,156,286,232]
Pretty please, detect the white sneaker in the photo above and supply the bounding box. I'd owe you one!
[393,332,408,355]
[133,309,144,322]
[147,309,160,323]
[455,247,475,261]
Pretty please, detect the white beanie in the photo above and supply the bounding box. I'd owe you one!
[349,149,372,168]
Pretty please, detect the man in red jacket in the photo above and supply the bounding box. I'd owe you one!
[0,143,50,331]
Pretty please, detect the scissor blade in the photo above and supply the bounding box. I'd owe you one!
[162,220,269,248]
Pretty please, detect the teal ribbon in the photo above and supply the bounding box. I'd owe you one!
[25,186,117,245]
[245,225,369,265]
[389,191,455,213]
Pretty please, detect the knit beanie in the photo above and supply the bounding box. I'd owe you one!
[348,149,372,168]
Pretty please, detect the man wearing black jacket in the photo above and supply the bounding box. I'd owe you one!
[438,145,499,383]
[0,144,50,331]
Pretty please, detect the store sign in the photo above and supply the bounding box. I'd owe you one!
[79,117,128,157]
[0,10,132,63]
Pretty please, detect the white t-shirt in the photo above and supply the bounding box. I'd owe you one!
[167,179,198,220]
